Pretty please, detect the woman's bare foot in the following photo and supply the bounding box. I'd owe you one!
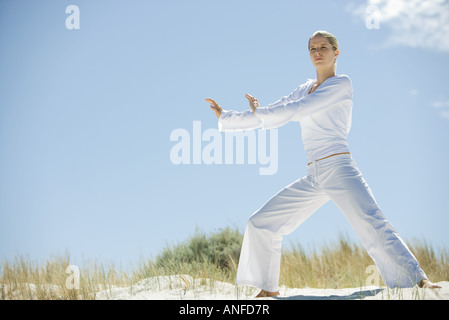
[418,279,442,289]
[256,290,280,298]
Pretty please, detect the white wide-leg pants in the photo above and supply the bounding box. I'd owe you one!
[236,154,427,291]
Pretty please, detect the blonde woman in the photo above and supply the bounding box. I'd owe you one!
[206,31,440,297]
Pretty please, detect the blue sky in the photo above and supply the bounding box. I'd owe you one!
[1,0,449,270]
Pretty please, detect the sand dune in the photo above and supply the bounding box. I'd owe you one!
[95,275,449,300]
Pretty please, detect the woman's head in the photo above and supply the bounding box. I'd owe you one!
[308,30,339,72]
[308,30,338,51]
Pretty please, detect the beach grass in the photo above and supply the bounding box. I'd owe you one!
[0,254,132,300]
[1,227,448,299]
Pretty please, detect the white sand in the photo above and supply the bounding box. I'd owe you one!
[95,275,449,300]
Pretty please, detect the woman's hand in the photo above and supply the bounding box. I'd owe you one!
[206,98,222,118]
[245,93,260,114]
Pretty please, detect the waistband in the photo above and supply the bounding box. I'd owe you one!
[307,152,351,166]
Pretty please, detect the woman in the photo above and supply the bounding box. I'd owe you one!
[206,31,440,297]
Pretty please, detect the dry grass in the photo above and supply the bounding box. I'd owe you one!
[1,228,448,299]
[280,236,449,289]
[280,237,375,289]
[0,254,132,300]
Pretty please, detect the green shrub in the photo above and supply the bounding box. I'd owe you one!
[154,227,243,271]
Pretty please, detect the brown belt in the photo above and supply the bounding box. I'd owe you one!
[307,152,350,166]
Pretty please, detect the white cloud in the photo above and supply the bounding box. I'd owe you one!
[438,110,449,120]
[430,99,449,120]
[431,100,449,108]
[348,0,449,52]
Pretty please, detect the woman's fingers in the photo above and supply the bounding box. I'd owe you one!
[245,93,258,104]
[206,98,222,118]
[245,94,259,108]
[205,98,216,105]
[205,98,217,107]
[245,93,258,114]
[205,98,222,112]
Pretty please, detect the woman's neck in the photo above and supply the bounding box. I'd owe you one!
[315,68,336,85]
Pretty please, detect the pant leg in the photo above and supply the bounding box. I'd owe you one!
[319,156,427,288]
[236,175,329,292]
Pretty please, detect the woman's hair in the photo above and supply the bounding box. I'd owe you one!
[308,30,338,51]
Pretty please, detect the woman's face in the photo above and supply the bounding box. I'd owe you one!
[308,35,339,70]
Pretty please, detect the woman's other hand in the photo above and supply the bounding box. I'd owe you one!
[206,98,222,118]
[245,93,260,114]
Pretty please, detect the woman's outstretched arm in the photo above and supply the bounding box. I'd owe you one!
[254,75,352,129]
[206,81,304,132]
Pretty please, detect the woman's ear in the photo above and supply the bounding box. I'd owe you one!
[334,49,340,60]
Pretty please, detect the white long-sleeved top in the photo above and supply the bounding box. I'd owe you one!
[218,74,353,163]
